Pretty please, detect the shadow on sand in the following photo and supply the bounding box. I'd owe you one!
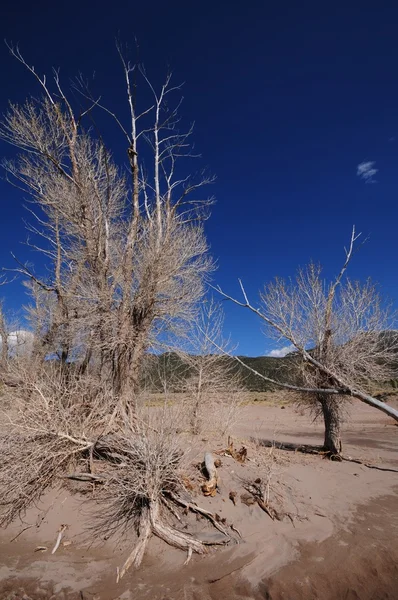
[253,438,325,454]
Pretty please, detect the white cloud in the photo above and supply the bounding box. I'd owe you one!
[267,344,295,358]
[357,160,378,183]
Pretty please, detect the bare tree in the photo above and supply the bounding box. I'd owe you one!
[0,45,213,413]
[216,228,398,455]
[0,47,237,570]
[177,299,244,436]
[0,302,8,367]
[0,276,17,368]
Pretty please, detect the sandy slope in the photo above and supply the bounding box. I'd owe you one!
[0,399,397,599]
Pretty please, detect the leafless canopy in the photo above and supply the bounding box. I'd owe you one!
[0,44,214,412]
[177,299,244,435]
[215,228,398,453]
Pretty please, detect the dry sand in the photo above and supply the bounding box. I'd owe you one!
[0,398,397,599]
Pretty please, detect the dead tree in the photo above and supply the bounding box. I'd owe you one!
[0,44,213,412]
[177,299,243,435]
[0,302,8,367]
[215,228,398,455]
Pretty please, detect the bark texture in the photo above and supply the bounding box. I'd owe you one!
[319,395,342,455]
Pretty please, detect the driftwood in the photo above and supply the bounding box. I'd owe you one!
[229,491,237,505]
[218,437,248,463]
[202,452,219,496]
[51,524,67,554]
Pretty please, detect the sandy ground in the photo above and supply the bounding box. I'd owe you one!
[0,398,397,599]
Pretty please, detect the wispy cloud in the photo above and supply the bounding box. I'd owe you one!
[357,160,378,183]
[267,344,295,358]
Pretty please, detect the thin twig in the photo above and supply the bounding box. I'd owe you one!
[10,525,33,542]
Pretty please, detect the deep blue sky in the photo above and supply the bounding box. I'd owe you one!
[1,0,398,356]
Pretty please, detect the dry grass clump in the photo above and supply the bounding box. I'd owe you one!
[179,386,245,438]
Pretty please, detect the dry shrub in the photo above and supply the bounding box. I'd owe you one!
[179,385,245,438]
[0,361,113,525]
[176,300,245,437]
[250,420,289,508]
[0,360,233,578]
[88,407,230,578]
[91,407,188,540]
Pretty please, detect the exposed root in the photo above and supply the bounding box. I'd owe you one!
[255,439,324,455]
[340,456,398,473]
[230,524,242,538]
[117,507,152,582]
[9,525,33,543]
[166,491,231,537]
[256,498,282,521]
[161,495,183,522]
[117,500,208,581]
[207,552,260,584]
[183,546,193,565]
[150,500,207,553]
[243,480,283,521]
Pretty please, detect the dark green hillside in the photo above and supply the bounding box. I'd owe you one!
[141,330,398,392]
[232,355,299,390]
[141,352,299,392]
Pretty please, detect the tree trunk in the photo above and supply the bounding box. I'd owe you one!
[0,310,8,366]
[111,327,149,417]
[319,395,342,455]
[191,368,203,434]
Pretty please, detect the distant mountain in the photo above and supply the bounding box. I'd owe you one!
[141,330,398,392]
[141,352,299,392]
[232,354,299,390]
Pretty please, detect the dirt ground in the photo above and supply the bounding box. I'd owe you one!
[0,397,397,600]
